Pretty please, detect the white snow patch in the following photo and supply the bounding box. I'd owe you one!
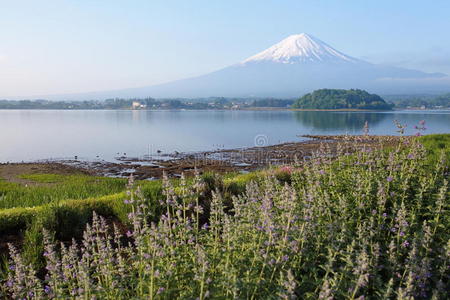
[243,33,359,64]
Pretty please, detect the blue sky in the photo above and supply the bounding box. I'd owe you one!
[1,0,450,97]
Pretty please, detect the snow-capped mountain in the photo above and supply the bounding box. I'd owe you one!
[34,33,450,100]
[242,33,359,64]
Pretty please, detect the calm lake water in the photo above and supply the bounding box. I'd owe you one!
[1,109,449,162]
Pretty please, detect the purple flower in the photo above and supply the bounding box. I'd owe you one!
[382,213,387,218]
[157,287,165,295]
[126,231,133,237]
[387,176,393,182]
[44,286,52,294]
[402,240,410,248]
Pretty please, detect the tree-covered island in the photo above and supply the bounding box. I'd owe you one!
[292,89,394,110]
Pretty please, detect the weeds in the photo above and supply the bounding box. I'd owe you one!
[1,136,448,299]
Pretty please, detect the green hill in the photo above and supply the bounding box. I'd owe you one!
[292,89,393,110]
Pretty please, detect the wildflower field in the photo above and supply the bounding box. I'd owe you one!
[0,134,449,299]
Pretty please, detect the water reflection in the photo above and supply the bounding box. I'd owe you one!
[0,110,448,162]
[293,111,387,132]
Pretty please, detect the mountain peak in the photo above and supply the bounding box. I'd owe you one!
[242,33,358,64]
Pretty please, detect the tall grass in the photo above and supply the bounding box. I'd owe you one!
[0,174,127,209]
[418,134,450,163]
[1,137,448,299]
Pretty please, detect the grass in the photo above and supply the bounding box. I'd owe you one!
[0,174,128,210]
[418,133,450,162]
[0,134,447,238]
[0,134,448,299]
[0,169,254,241]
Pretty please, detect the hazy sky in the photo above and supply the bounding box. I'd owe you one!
[1,0,450,98]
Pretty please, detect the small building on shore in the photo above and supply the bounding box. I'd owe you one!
[132,101,147,110]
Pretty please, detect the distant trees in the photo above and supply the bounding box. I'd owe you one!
[0,100,104,109]
[433,93,450,106]
[292,89,393,110]
[251,99,295,108]
[390,93,450,108]
[9,91,450,110]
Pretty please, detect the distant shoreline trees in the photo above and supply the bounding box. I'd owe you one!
[1,90,449,110]
[385,93,450,108]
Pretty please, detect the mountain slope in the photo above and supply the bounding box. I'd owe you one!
[34,33,450,100]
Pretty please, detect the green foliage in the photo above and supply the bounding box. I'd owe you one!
[0,173,163,236]
[18,174,69,183]
[0,206,37,235]
[292,89,393,110]
[22,205,58,269]
[387,93,450,108]
[2,138,449,299]
[0,193,125,235]
[418,134,450,163]
[0,174,127,209]
[251,98,295,107]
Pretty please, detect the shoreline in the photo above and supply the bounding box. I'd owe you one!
[0,108,378,112]
[241,107,381,112]
[1,107,448,112]
[0,135,401,181]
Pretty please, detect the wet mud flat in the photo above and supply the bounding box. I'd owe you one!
[0,135,401,181]
[32,135,400,180]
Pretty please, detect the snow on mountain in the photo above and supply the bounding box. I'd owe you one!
[242,33,359,64]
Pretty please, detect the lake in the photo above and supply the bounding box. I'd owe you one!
[1,109,449,162]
